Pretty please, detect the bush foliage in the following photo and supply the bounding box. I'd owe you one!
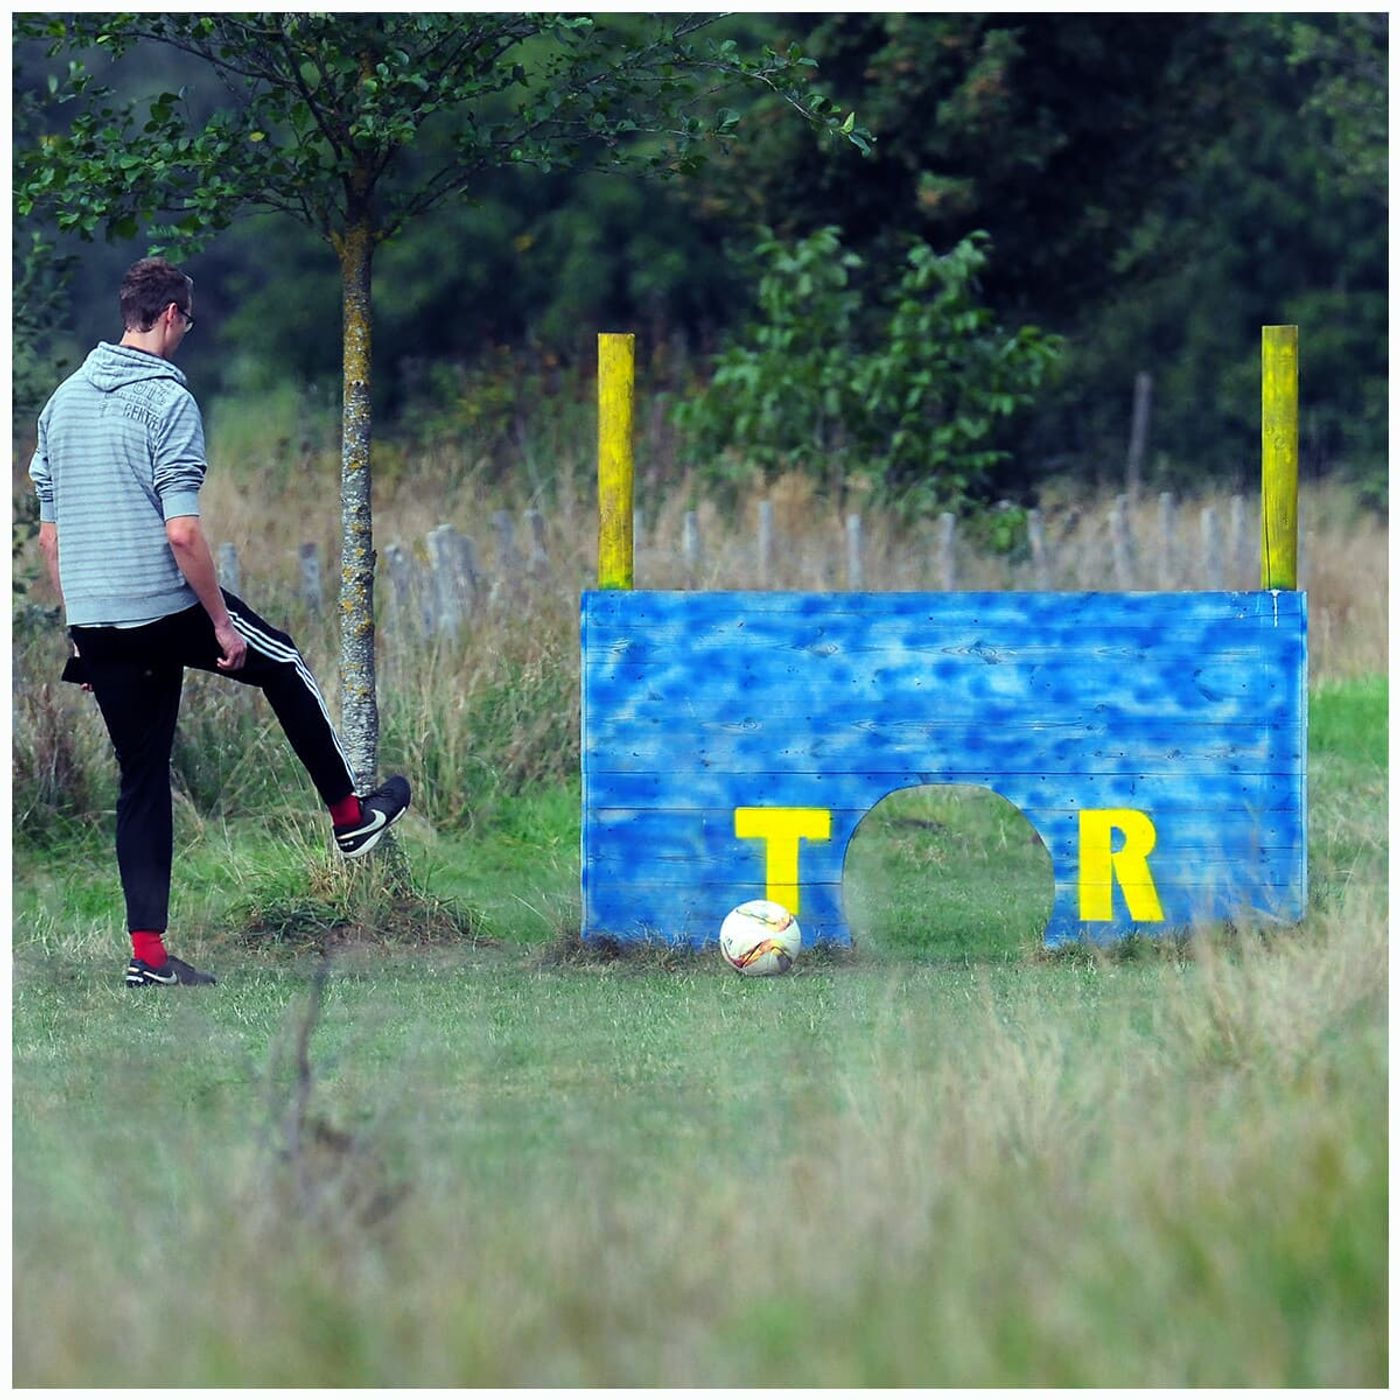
[675,227,1062,514]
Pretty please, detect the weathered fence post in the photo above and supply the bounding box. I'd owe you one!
[1229,493,1247,589]
[297,542,322,612]
[1158,492,1177,589]
[464,534,487,613]
[217,541,240,596]
[382,541,419,635]
[214,540,256,705]
[937,512,957,591]
[524,508,549,580]
[493,509,518,574]
[426,524,462,639]
[845,513,864,589]
[1110,494,1136,589]
[456,532,482,614]
[1027,508,1050,589]
[1200,505,1222,588]
[491,509,519,606]
[1125,370,1153,502]
[683,510,701,586]
[758,499,774,587]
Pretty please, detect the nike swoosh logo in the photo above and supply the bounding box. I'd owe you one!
[339,810,387,841]
[140,969,178,984]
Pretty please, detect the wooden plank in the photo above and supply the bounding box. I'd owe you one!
[586,809,1304,868]
[583,732,1302,776]
[584,768,1304,813]
[584,877,1304,949]
[586,847,1304,888]
[587,809,1305,843]
[588,629,1294,663]
[585,805,1306,898]
[583,587,1306,620]
[588,656,1302,706]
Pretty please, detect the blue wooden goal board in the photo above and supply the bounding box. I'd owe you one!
[581,587,1307,948]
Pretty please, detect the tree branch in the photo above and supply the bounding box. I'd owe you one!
[277,29,349,163]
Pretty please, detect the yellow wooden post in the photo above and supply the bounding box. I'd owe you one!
[598,333,635,589]
[1261,325,1299,590]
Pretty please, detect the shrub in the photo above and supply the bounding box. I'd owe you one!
[674,227,1063,514]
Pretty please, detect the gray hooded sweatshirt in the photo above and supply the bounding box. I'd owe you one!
[30,342,205,626]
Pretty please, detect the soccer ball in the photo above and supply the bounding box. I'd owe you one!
[719,900,801,976]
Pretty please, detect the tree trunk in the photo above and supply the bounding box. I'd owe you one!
[336,221,378,789]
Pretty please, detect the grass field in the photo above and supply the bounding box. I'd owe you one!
[11,675,1386,1386]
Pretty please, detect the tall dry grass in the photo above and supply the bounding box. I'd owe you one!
[11,412,1388,842]
[192,436,1384,674]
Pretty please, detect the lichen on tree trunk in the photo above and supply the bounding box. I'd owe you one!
[336,221,378,790]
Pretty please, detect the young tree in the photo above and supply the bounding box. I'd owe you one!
[16,12,868,785]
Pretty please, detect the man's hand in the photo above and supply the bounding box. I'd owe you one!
[214,619,247,671]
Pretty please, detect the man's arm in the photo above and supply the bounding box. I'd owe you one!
[38,523,91,689]
[154,395,244,669]
[37,521,63,602]
[31,413,62,607]
[165,516,247,671]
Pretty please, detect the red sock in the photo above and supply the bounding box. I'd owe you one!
[330,794,362,826]
[131,931,168,966]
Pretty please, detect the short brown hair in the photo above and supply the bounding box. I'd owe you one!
[120,257,193,331]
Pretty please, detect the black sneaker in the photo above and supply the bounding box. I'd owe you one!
[334,774,412,858]
[126,955,217,987]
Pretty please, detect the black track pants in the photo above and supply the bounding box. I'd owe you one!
[71,592,357,933]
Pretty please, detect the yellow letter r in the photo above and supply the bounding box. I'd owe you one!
[1078,808,1165,922]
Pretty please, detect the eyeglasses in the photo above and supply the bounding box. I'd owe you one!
[171,304,195,331]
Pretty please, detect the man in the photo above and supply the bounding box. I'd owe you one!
[30,256,410,987]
